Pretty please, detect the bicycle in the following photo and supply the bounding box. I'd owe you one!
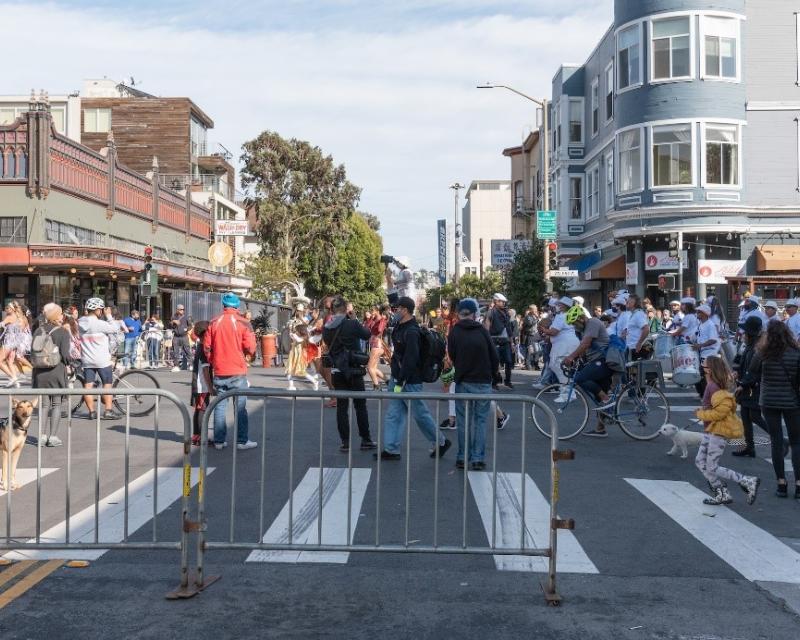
[530,358,670,441]
[68,359,160,417]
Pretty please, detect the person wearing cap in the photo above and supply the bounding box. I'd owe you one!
[738,295,768,332]
[669,300,684,328]
[785,298,800,340]
[764,300,781,324]
[733,315,768,457]
[539,296,580,403]
[669,297,698,344]
[376,296,451,461]
[447,298,500,470]
[694,303,721,397]
[625,295,651,361]
[485,293,515,389]
[203,292,257,451]
[171,303,192,372]
[572,296,591,319]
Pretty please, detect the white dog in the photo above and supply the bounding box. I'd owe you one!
[659,423,704,459]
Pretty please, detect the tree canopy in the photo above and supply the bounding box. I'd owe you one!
[423,271,504,310]
[504,243,546,311]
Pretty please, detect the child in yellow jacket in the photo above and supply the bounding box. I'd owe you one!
[695,355,761,506]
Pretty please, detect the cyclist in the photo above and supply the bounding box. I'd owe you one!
[563,306,613,437]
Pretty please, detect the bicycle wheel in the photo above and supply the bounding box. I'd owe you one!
[113,369,160,417]
[531,383,589,440]
[614,383,669,441]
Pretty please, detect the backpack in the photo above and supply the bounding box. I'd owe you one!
[31,326,61,368]
[604,334,627,373]
[419,325,447,383]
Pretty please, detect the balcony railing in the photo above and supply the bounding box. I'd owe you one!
[159,173,233,199]
[193,141,233,160]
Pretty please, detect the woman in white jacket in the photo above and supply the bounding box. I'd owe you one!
[540,296,580,403]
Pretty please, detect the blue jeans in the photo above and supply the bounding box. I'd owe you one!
[124,336,138,367]
[212,375,250,445]
[574,359,613,402]
[147,339,160,365]
[382,379,444,454]
[455,382,492,463]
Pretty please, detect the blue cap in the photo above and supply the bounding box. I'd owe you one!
[458,297,479,315]
[222,292,240,308]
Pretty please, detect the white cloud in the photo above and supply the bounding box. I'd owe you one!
[2,1,613,269]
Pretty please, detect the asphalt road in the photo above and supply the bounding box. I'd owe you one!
[0,364,798,639]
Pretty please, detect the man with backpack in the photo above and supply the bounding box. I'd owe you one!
[375,297,451,461]
[485,293,514,389]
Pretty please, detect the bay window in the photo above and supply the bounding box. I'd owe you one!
[569,99,583,144]
[651,16,692,81]
[652,124,693,187]
[703,16,738,80]
[705,124,739,185]
[591,79,599,136]
[570,176,583,220]
[618,129,642,193]
[587,166,600,219]
[617,25,641,90]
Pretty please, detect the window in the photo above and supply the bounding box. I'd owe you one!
[45,219,105,246]
[617,24,641,90]
[568,99,583,144]
[652,124,693,186]
[514,180,524,211]
[605,153,614,209]
[703,16,738,80]
[618,129,642,193]
[604,63,614,122]
[0,108,16,125]
[651,16,692,81]
[0,217,26,244]
[191,117,208,156]
[83,108,111,133]
[569,176,583,220]
[705,124,739,185]
[50,108,66,134]
[587,166,600,219]
[591,79,599,136]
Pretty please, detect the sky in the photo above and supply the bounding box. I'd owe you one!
[3,0,613,270]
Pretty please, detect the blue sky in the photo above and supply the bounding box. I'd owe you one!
[3,0,612,270]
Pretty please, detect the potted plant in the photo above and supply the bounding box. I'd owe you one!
[251,310,278,368]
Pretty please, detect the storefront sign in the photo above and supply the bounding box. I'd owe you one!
[437,219,447,284]
[491,239,532,267]
[214,220,250,237]
[697,259,746,284]
[626,262,639,285]
[644,251,688,270]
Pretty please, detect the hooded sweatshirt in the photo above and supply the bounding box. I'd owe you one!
[322,313,370,357]
[447,318,500,385]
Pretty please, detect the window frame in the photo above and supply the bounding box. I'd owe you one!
[699,15,741,83]
[616,126,645,195]
[568,98,585,146]
[616,23,643,94]
[649,14,695,84]
[604,151,615,210]
[701,122,742,189]
[83,107,111,133]
[591,78,600,138]
[569,175,584,222]
[604,61,614,124]
[586,163,600,220]
[649,122,696,189]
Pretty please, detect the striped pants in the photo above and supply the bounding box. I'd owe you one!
[695,433,743,488]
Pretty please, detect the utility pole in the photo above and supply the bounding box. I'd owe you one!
[450,182,464,285]
[479,238,484,278]
[677,230,684,296]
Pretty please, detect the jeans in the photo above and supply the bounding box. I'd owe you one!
[173,335,192,369]
[494,340,513,385]
[212,375,250,445]
[455,382,492,463]
[574,359,613,402]
[382,379,444,454]
[124,336,138,368]
[332,371,372,444]
[147,339,160,366]
[762,407,800,482]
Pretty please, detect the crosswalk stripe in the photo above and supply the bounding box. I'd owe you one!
[0,469,57,496]
[3,466,213,561]
[246,467,371,564]
[469,471,598,574]
[626,478,800,583]
[666,406,700,412]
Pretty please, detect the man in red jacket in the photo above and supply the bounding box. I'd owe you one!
[203,292,257,450]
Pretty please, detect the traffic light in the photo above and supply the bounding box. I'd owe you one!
[658,274,676,291]
[668,233,678,258]
[144,246,153,283]
[548,242,558,272]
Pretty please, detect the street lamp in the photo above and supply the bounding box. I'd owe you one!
[477,83,552,292]
[449,182,464,285]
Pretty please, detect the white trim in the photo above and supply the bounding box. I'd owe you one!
[653,191,694,203]
[569,174,585,223]
[580,135,615,167]
[590,77,600,139]
[604,150,615,212]
[618,195,642,208]
[616,22,644,93]
[700,122,742,190]
[648,13,695,83]
[699,14,742,83]
[746,101,800,111]
[796,117,800,192]
[616,125,645,195]
[586,162,601,220]
[568,97,585,146]
[649,120,696,190]
[613,10,744,37]
[604,60,614,125]
[706,192,741,202]
[796,13,800,86]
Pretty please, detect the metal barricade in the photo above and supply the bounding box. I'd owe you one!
[181,388,574,605]
[0,388,191,573]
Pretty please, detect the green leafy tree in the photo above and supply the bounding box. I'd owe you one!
[423,271,505,311]
[504,243,546,310]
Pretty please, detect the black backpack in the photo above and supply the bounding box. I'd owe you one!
[419,326,447,383]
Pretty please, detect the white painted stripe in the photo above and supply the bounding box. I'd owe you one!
[469,472,598,574]
[3,467,214,560]
[247,467,371,564]
[626,478,800,583]
[662,392,701,398]
[667,405,701,412]
[767,458,795,473]
[0,468,57,496]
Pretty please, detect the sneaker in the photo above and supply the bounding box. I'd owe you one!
[430,438,451,459]
[455,460,465,470]
[583,428,608,438]
[531,382,544,390]
[340,442,350,452]
[171,366,181,372]
[703,485,727,506]
[87,411,98,421]
[373,450,401,461]
[360,440,377,451]
[236,440,258,450]
[102,410,123,421]
[469,461,486,471]
[555,393,575,405]
[439,418,456,430]
[312,379,320,391]
[497,413,510,430]
[213,441,228,450]
[739,476,760,505]
[287,382,297,391]
[719,485,733,504]
[504,382,514,390]
[42,435,62,447]
[731,447,755,458]
[191,435,201,446]
[775,483,788,498]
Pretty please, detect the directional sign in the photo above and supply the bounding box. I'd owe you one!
[548,269,579,278]
[536,210,557,240]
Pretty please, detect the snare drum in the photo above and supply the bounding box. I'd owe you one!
[654,333,674,360]
[671,343,701,386]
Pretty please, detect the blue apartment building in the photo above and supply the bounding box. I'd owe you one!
[548,0,800,318]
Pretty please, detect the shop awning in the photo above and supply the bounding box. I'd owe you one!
[569,252,601,272]
[756,245,800,272]
[585,254,625,280]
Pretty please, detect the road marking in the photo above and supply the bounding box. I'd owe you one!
[663,392,700,398]
[247,467,371,564]
[3,467,213,561]
[469,472,598,573]
[0,560,36,589]
[766,458,795,473]
[0,468,57,496]
[666,405,700,412]
[0,560,62,610]
[626,478,800,583]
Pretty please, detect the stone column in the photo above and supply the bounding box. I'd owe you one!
[695,236,707,301]
[635,240,645,297]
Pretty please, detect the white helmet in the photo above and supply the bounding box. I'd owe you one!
[85,297,105,311]
[493,293,508,302]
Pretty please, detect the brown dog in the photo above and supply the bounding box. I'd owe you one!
[0,399,36,491]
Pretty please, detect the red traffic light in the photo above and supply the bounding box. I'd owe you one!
[548,242,558,252]
[144,246,153,257]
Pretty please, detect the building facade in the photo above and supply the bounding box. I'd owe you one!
[461,180,512,275]
[539,0,800,316]
[503,131,542,240]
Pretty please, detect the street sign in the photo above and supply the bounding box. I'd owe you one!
[547,269,578,278]
[215,220,250,237]
[536,210,557,240]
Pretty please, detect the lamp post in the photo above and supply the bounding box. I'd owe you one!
[449,182,464,285]
[477,83,551,292]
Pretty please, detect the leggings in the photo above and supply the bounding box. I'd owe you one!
[761,407,800,483]
[45,395,64,439]
[740,405,768,450]
[695,433,744,488]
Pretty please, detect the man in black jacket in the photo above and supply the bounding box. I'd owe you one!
[376,296,450,461]
[322,296,376,452]
[448,297,500,470]
[485,293,514,388]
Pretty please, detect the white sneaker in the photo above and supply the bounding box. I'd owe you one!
[556,393,575,404]
[531,382,544,390]
[237,440,258,450]
[213,442,228,450]
[171,366,180,372]
[287,382,297,391]
[312,378,320,391]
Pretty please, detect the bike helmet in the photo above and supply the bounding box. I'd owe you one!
[85,297,105,311]
[565,305,584,325]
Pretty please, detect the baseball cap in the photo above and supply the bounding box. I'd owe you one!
[493,293,508,302]
[764,300,779,310]
[458,297,479,315]
[749,295,762,305]
[221,292,240,308]
[397,296,415,314]
[559,296,574,308]
[786,298,799,308]
[696,304,712,316]
[612,296,627,306]
[680,297,696,305]
[177,304,185,310]
[669,300,680,306]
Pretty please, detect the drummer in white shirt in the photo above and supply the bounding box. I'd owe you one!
[739,295,768,329]
[669,300,684,328]
[784,298,800,340]
[540,296,580,403]
[763,300,783,324]
[613,294,631,339]
[625,295,650,360]
[669,297,698,345]
[693,303,720,397]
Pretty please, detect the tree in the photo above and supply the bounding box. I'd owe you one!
[504,243,546,311]
[423,271,505,311]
